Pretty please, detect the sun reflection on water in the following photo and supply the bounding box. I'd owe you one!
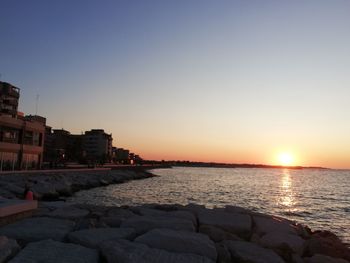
[280,169,295,208]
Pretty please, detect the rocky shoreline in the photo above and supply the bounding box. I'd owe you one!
[0,168,157,201]
[0,202,349,263]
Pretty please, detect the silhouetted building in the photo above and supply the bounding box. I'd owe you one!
[83,129,112,163]
[0,81,45,170]
[112,147,130,164]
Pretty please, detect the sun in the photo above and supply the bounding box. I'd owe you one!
[277,152,294,166]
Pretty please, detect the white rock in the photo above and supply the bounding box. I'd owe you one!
[68,228,136,248]
[253,215,298,236]
[0,236,20,263]
[259,232,305,254]
[100,239,214,263]
[120,215,195,234]
[135,228,217,261]
[224,240,285,263]
[9,239,98,263]
[197,210,252,238]
[304,254,349,263]
[0,217,75,243]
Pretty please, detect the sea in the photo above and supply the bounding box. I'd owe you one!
[68,167,350,244]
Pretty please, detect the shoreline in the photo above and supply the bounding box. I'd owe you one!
[0,202,349,262]
[0,165,168,201]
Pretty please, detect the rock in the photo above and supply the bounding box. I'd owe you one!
[68,228,136,248]
[224,240,285,263]
[135,228,217,261]
[199,224,242,242]
[304,254,349,263]
[0,217,75,243]
[181,203,206,216]
[304,231,350,261]
[197,209,252,238]
[100,216,126,227]
[259,232,305,254]
[253,215,298,236]
[39,201,70,210]
[135,208,197,225]
[9,239,99,263]
[100,239,215,263]
[215,242,232,263]
[291,254,304,263]
[0,236,20,262]
[107,207,136,218]
[121,215,195,234]
[224,205,252,214]
[48,206,90,220]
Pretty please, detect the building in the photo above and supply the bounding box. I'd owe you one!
[112,147,130,164]
[83,129,112,163]
[0,81,45,170]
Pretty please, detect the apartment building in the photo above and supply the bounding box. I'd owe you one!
[83,129,112,162]
[0,81,45,170]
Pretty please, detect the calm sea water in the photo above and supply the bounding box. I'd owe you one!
[69,167,350,243]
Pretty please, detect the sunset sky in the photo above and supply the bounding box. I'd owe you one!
[1,0,350,169]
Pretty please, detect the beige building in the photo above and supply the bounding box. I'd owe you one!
[83,129,112,162]
[0,81,45,170]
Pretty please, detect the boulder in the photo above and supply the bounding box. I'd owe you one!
[224,205,252,214]
[100,239,214,263]
[304,231,350,261]
[107,207,136,218]
[135,228,217,261]
[135,208,197,225]
[68,228,136,248]
[304,254,349,263]
[199,224,242,242]
[0,217,75,243]
[215,242,232,263]
[223,240,285,263]
[120,216,195,234]
[197,209,252,238]
[259,232,305,254]
[8,239,99,263]
[253,215,298,236]
[48,206,90,220]
[0,236,20,263]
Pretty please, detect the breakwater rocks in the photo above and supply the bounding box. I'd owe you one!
[0,168,156,200]
[0,203,349,263]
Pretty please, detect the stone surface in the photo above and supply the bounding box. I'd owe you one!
[197,209,252,238]
[215,242,232,263]
[100,239,215,263]
[199,224,241,242]
[259,232,305,254]
[0,217,75,243]
[9,239,99,263]
[224,240,285,263]
[304,254,350,263]
[253,215,298,236]
[135,228,217,261]
[135,208,197,225]
[0,236,20,263]
[48,206,90,220]
[304,231,350,261]
[68,227,136,248]
[224,205,252,214]
[121,215,195,234]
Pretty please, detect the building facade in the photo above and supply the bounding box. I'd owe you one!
[0,81,45,170]
[83,129,112,163]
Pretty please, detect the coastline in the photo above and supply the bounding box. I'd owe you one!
[0,202,349,262]
[0,166,167,201]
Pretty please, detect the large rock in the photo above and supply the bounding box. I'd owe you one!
[9,239,99,263]
[304,254,350,263]
[120,216,195,234]
[135,228,217,261]
[304,231,350,261]
[0,236,20,263]
[48,206,90,220]
[224,240,285,263]
[135,208,197,226]
[0,217,75,243]
[259,232,305,254]
[68,228,136,248]
[199,224,241,242]
[253,215,298,236]
[100,239,214,263]
[197,210,252,238]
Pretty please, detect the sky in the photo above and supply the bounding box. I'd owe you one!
[1,0,350,169]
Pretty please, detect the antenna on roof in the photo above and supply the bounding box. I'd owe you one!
[35,94,39,115]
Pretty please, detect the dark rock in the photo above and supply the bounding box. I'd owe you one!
[199,224,242,242]
[304,254,349,263]
[0,236,20,263]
